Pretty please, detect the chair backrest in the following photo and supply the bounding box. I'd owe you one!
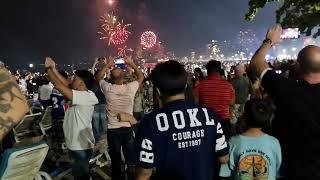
[27,99,33,107]
[40,106,53,128]
[13,113,42,142]
[0,141,49,180]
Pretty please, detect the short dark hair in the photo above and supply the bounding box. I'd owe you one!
[194,67,204,79]
[206,60,221,74]
[151,60,187,97]
[41,77,50,85]
[58,70,68,79]
[243,99,275,129]
[75,70,95,90]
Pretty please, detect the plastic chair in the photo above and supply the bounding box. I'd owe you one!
[0,141,51,180]
[39,106,53,135]
[13,113,42,143]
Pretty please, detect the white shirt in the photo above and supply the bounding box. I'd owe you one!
[38,84,54,100]
[63,90,98,150]
[260,68,273,80]
[100,80,139,129]
[19,79,27,92]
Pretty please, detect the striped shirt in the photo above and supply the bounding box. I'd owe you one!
[193,74,234,120]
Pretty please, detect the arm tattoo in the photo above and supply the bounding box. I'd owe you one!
[0,72,11,82]
[0,116,15,135]
[0,73,24,113]
[0,70,27,137]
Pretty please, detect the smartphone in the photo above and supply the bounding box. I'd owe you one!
[281,28,300,39]
[114,57,126,70]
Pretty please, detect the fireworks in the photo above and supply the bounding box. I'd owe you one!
[109,21,131,45]
[100,12,117,29]
[107,0,114,6]
[236,29,260,54]
[118,45,134,57]
[98,13,131,46]
[207,40,222,60]
[141,31,157,48]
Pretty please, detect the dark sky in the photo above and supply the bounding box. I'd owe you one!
[0,0,280,67]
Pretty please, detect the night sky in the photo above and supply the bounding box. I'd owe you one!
[0,0,280,67]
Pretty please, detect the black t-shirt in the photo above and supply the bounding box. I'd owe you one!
[50,88,65,120]
[262,70,320,179]
[136,100,229,180]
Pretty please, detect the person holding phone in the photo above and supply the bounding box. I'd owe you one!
[250,25,320,179]
[45,57,98,180]
[96,56,144,180]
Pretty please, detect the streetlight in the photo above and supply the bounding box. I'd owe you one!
[29,63,34,68]
[291,47,297,52]
[199,56,203,59]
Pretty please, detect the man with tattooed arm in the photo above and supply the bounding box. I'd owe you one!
[0,61,29,140]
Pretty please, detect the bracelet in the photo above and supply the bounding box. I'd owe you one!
[263,38,273,47]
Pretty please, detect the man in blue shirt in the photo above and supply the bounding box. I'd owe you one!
[136,60,229,180]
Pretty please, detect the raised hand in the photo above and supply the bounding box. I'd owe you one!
[106,56,115,67]
[45,57,56,69]
[94,57,99,64]
[124,56,134,66]
[266,24,282,45]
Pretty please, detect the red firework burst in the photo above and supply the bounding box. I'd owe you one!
[118,45,134,57]
[98,13,131,46]
[109,21,131,46]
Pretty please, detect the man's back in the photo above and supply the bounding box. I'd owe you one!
[231,76,250,104]
[262,70,320,178]
[193,74,234,119]
[136,100,228,180]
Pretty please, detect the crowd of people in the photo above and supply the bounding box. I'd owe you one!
[1,25,320,180]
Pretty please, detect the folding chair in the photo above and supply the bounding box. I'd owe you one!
[0,141,51,180]
[13,113,42,143]
[39,106,53,135]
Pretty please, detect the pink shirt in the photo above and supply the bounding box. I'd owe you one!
[100,80,139,129]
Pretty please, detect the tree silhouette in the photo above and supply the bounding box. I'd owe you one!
[245,0,320,38]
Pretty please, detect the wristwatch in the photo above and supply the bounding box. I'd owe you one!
[263,38,273,46]
[45,67,52,72]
